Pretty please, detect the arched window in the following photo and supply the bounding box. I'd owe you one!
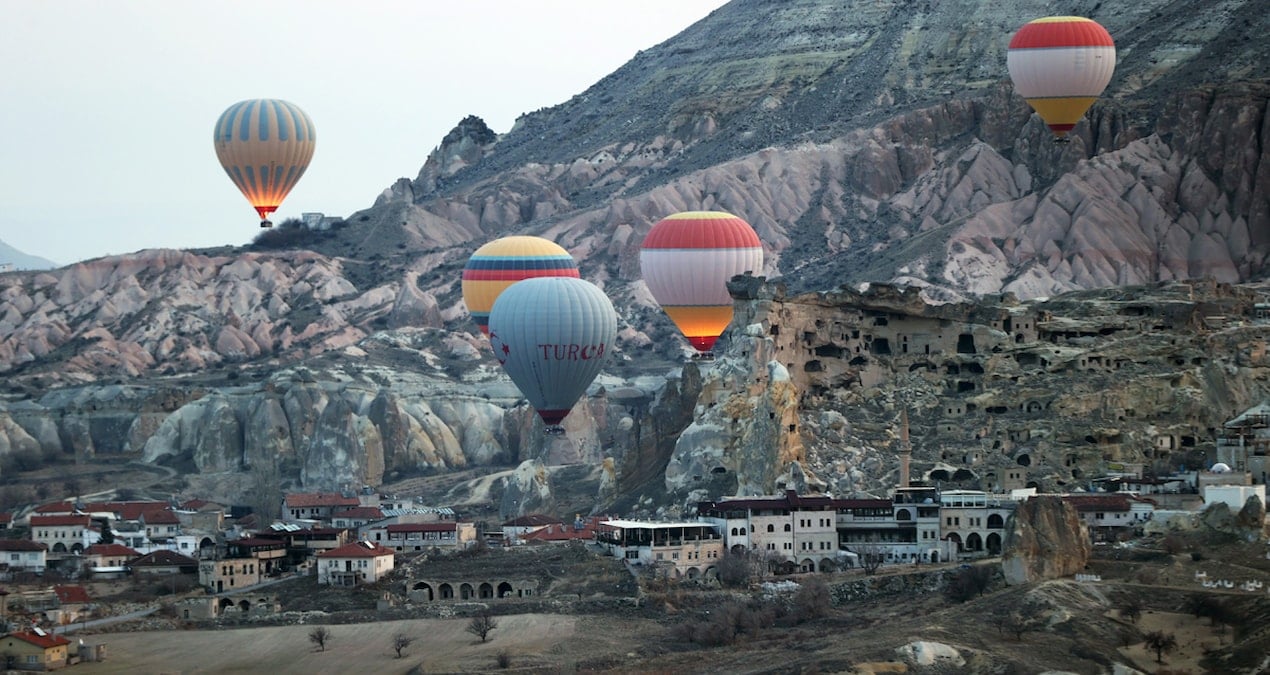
[783,524,791,532]
[731,527,739,536]
[767,524,775,533]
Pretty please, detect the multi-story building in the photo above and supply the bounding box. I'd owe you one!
[594,520,724,579]
[935,490,1014,556]
[29,515,93,554]
[283,493,360,522]
[697,491,840,572]
[0,539,48,575]
[316,541,395,586]
[362,522,478,552]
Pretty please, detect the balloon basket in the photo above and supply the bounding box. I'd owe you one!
[544,425,566,436]
[260,220,274,228]
[690,352,716,361]
[1052,137,1072,145]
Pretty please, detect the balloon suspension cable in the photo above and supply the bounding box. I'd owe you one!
[543,425,566,436]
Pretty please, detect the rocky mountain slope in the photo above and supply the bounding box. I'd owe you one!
[1,0,1267,516]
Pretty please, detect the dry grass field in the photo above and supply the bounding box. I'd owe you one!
[71,613,663,675]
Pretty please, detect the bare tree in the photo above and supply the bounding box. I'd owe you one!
[1119,597,1143,624]
[392,633,414,658]
[716,550,752,588]
[466,612,498,643]
[857,549,885,575]
[308,626,332,652]
[1143,630,1177,664]
[792,577,831,622]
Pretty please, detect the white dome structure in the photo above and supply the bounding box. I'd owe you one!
[1210,462,1233,473]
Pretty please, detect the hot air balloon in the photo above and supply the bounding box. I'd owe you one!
[461,236,580,336]
[639,211,763,357]
[1007,16,1116,141]
[487,277,616,434]
[213,98,316,227]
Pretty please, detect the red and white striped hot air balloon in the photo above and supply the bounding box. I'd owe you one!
[1007,16,1116,140]
[639,211,763,356]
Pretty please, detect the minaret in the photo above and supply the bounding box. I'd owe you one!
[899,409,912,488]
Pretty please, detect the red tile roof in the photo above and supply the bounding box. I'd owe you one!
[1060,494,1131,512]
[83,500,174,521]
[141,510,180,524]
[53,585,91,604]
[285,493,360,508]
[522,523,596,542]
[84,543,140,558]
[6,630,71,649]
[30,515,91,527]
[129,550,197,567]
[0,539,47,552]
[33,502,75,514]
[317,541,394,559]
[0,513,12,524]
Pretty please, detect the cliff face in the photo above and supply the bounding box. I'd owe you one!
[1,0,1268,513]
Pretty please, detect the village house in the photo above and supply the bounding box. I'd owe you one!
[329,506,384,530]
[0,540,48,576]
[1061,494,1148,541]
[316,541,394,586]
[199,557,262,594]
[226,537,287,575]
[361,521,478,552]
[0,629,71,671]
[28,515,93,555]
[520,516,604,545]
[594,520,724,579]
[266,525,351,564]
[49,586,91,625]
[80,543,140,578]
[128,550,198,576]
[500,514,560,545]
[1215,401,1270,484]
[283,493,360,522]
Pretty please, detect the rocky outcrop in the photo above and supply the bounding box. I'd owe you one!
[1001,497,1090,586]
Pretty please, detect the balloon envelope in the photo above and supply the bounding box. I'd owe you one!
[214,99,316,224]
[488,277,617,432]
[462,236,580,335]
[1007,17,1115,138]
[639,211,763,353]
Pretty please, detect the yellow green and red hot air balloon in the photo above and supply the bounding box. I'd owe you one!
[1007,17,1116,140]
[461,236,580,336]
[214,98,316,228]
[639,211,764,356]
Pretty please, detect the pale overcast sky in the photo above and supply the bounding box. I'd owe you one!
[0,1,728,267]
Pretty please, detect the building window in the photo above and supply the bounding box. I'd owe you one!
[767,524,774,533]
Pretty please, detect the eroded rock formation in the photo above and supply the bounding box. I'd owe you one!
[1001,496,1091,585]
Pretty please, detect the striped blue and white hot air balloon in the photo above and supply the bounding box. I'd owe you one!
[488,277,616,434]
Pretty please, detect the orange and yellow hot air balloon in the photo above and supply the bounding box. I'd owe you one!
[213,99,316,227]
[639,211,763,356]
[1007,17,1115,140]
